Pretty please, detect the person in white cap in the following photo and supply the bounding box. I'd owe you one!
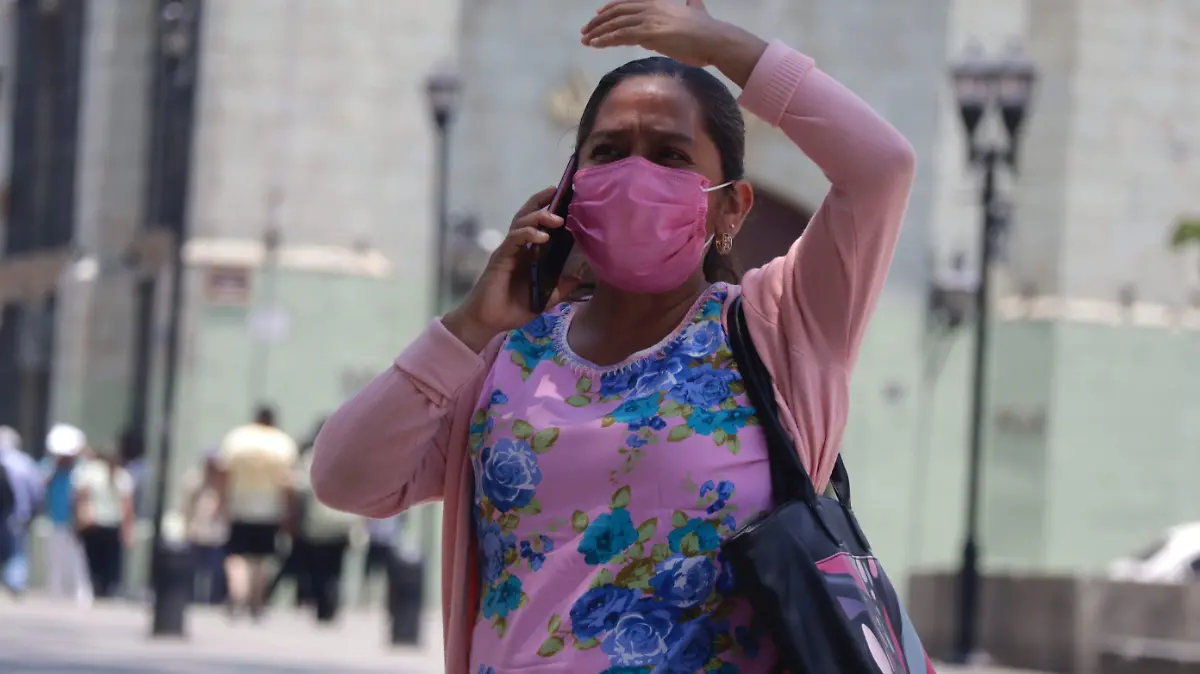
[42,423,93,606]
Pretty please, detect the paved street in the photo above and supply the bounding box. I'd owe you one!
[0,596,443,673]
[0,595,1048,673]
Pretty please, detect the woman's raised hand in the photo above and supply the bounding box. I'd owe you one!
[443,187,581,353]
[580,0,766,87]
[580,0,723,67]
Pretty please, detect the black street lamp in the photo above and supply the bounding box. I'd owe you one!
[145,0,202,639]
[385,64,463,648]
[425,66,462,314]
[948,40,1036,663]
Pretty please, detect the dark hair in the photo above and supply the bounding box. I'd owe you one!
[574,57,746,284]
[254,405,277,427]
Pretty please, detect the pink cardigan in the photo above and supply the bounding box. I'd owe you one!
[311,41,915,674]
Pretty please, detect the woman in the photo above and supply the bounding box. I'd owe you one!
[73,445,135,599]
[313,1,914,672]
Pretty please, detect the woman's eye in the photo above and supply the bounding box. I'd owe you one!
[659,148,690,164]
[590,144,619,160]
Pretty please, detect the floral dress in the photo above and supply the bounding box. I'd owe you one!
[468,283,777,674]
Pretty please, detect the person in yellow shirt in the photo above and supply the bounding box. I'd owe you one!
[216,406,298,619]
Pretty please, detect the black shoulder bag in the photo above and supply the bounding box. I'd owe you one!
[723,295,936,674]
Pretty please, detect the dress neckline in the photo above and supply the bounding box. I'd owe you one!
[551,282,726,377]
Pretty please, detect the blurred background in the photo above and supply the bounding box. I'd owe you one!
[0,0,1197,673]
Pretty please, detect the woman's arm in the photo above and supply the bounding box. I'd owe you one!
[731,39,916,367]
[310,319,504,518]
[581,6,914,365]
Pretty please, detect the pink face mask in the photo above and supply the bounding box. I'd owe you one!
[566,156,731,294]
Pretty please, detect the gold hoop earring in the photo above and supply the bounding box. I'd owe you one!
[716,232,734,255]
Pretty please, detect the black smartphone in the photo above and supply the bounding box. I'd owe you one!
[529,154,578,313]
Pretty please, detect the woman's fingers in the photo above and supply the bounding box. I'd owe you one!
[582,1,650,37]
[500,226,550,255]
[582,15,645,46]
[512,186,559,224]
[516,209,566,232]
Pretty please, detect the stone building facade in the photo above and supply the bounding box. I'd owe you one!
[3,0,1198,603]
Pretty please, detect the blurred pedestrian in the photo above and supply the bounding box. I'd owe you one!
[361,514,401,605]
[0,426,44,597]
[42,423,92,607]
[183,446,229,604]
[293,444,358,623]
[267,418,328,609]
[217,405,298,619]
[73,444,135,599]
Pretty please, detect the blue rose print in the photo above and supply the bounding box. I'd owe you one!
[469,415,495,439]
[678,320,722,359]
[602,600,679,667]
[700,479,735,514]
[668,364,738,408]
[479,438,542,513]
[661,618,715,673]
[476,667,496,674]
[599,360,648,397]
[481,574,523,619]
[628,415,666,432]
[610,397,660,427]
[489,389,509,406]
[519,534,553,572]
[700,297,723,318]
[479,522,516,583]
[523,313,558,339]
[629,355,686,399]
[686,406,755,436]
[650,554,717,608]
[578,507,639,565]
[507,329,555,368]
[668,518,722,554]
[626,434,648,449]
[569,584,640,640]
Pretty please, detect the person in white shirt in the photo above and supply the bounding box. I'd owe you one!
[72,445,135,599]
[216,406,298,618]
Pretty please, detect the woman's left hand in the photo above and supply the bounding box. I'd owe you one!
[581,0,726,67]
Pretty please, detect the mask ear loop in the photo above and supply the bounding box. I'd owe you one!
[701,181,734,194]
[702,181,735,252]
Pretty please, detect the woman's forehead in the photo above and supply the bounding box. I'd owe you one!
[589,76,702,139]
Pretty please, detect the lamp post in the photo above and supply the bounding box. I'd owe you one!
[384,65,462,647]
[146,0,202,638]
[425,66,462,314]
[948,40,1036,662]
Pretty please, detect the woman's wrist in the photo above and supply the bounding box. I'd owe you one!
[442,307,502,354]
[704,22,768,90]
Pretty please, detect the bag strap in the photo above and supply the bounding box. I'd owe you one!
[727,295,853,508]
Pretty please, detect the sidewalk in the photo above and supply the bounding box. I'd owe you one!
[1,595,1053,674]
[0,595,443,673]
